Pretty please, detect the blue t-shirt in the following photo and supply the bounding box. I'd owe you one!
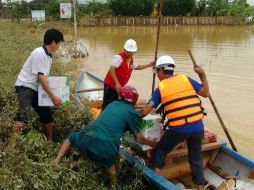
[150,76,204,133]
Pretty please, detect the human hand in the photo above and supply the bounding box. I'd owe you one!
[149,138,158,148]
[52,96,62,108]
[51,158,59,165]
[115,83,121,94]
[193,65,205,76]
[149,61,155,67]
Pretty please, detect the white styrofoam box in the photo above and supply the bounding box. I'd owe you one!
[38,76,70,106]
[124,114,161,151]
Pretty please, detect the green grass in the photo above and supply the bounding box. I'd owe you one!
[0,20,40,88]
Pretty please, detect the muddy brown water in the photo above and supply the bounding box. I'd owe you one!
[61,25,254,160]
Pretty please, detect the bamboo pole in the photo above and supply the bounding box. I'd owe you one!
[77,87,104,93]
[73,0,77,52]
[151,0,163,95]
[188,50,238,152]
[70,93,85,107]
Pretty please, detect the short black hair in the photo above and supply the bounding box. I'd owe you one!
[162,68,174,75]
[43,29,64,45]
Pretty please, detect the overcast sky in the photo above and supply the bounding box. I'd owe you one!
[248,0,254,5]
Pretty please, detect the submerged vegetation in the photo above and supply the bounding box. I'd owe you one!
[0,19,149,189]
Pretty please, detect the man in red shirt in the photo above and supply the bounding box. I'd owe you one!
[102,39,154,110]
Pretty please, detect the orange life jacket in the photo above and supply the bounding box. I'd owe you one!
[158,74,204,127]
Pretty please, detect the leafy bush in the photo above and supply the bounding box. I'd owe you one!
[109,0,154,16]
[194,0,254,17]
[78,1,112,17]
[0,85,149,189]
[45,0,60,20]
[0,88,17,143]
[20,99,94,141]
[162,0,195,16]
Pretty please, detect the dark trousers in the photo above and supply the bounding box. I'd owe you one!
[151,129,205,185]
[101,84,118,110]
[14,86,53,124]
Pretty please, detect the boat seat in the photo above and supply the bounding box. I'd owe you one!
[161,153,210,179]
[164,142,222,165]
[160,142,222,180]
[163,129,219,161]
[169,142,222,157]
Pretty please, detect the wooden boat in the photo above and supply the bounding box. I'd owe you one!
[121,141,254,190]
[75,72,104,108]
[75,71,254,190]
[75,71,146,109]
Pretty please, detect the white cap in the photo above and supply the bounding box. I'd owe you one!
[124,39,137,52]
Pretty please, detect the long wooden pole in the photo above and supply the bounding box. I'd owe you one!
[70,93,85,107]
[188,50,238,152]
[77,87,104,93]
[151,0,163,94]
[73,0,77,52]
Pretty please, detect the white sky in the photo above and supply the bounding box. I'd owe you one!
[248,0,254,5]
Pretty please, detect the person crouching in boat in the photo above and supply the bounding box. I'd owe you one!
[53,86,157,185]
[102,39,155,110]
[140,55,209,190]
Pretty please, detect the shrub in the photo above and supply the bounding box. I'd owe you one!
[109,0,154,16]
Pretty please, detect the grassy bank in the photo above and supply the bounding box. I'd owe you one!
[0,19,147,189]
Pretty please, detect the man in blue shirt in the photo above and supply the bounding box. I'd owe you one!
[140,55,209,190]
[54,86,157,184]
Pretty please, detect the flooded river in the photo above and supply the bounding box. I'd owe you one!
[62,25,254,160]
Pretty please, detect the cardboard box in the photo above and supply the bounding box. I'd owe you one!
[124,114,161,151]
[38,76,70,106]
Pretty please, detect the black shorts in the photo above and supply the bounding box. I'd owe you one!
[14,86,53,124]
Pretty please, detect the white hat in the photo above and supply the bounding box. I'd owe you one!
[124,39,137,52]
[155,55,175,71]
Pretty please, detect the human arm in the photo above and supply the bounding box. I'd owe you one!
[138,101,154,118]
[109,66,121,93]
[109,55,123,93]
[138,88,161,117]
[135,61,155,70]
[38,74,62,107]
[53,139,72,164]
[193,65,209,97]
[134,133,157,148]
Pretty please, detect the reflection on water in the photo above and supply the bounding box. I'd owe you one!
[62,25,254,160]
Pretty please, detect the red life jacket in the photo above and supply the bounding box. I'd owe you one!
[104,52,134,90]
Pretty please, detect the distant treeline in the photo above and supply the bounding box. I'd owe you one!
[0,0,253,21]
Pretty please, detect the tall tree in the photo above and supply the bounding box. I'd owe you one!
[205,0,228,16]
[195,0,207,16]
[162,0,195,16]
[46,0,60,19]
[109,0,154,16]
[0,0,2,17]
[228,0,253,16]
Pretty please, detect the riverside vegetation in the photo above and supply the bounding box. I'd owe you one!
[0,19,150,189]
